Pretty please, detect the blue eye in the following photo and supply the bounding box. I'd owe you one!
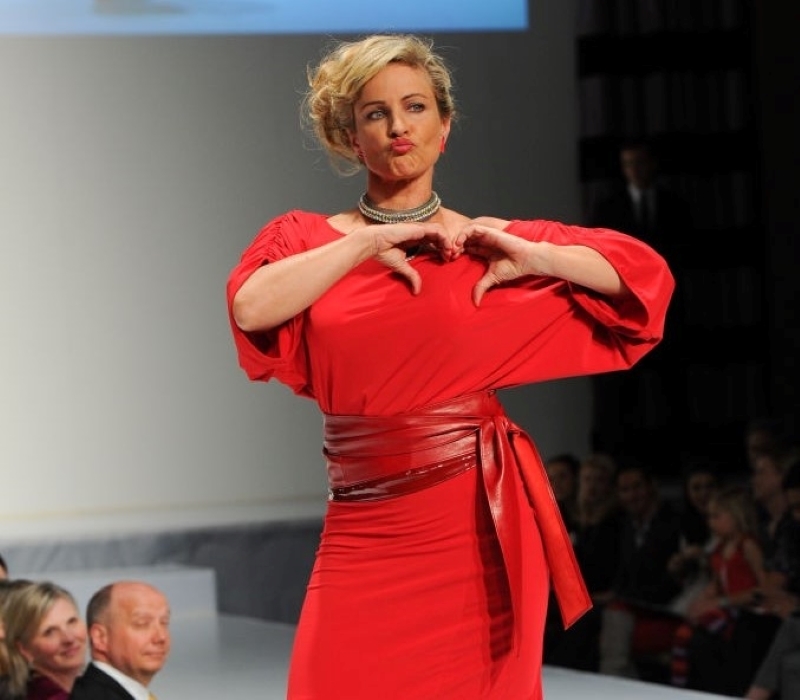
[366,109,385,120]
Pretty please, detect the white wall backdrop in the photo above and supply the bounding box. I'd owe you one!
[0,0,588,525]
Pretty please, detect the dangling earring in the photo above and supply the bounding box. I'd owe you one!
[356,148,365,162]
[440,136,447,154]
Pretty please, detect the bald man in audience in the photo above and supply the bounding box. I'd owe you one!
[69,581,171,700]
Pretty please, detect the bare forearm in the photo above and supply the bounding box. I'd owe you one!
[533,243,627,297]
[232,233,374,331]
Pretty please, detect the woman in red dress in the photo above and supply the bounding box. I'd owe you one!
[227,34,675,700]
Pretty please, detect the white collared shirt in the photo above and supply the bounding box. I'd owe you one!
[91,661,153,700]
[628,184,656,224]
[628,184,643,208]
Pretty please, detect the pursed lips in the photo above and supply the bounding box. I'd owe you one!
[391,139,414,154]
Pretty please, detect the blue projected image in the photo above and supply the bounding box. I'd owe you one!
[0,1,528,35]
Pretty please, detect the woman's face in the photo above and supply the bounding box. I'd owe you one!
[686,472,716,514]
[18,597,87,682]
[350,62,450,184]
[616,470,655,519]
[751,455,783,503]
[746,428,774,469]
[546,460,577,504]
[579,464,611,505]
[707,501,737,539]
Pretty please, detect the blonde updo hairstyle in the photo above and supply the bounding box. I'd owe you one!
[303,34,456,174]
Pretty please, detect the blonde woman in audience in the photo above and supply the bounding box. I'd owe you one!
[3,582,87,700]
[670,485,767,687]
[1,580,31,700]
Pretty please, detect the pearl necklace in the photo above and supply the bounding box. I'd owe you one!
[358,191,441,224]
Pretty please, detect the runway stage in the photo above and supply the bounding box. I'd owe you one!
[153,614,730,699]
[3,507,730,700]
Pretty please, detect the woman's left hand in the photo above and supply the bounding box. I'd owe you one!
[455,219,546,306]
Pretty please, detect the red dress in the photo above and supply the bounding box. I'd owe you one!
[227,211,674,699]
[710,536,760,595]
[671,537,761,686]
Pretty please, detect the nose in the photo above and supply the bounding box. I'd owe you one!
[389,113,408,136]
[152,624,169,644]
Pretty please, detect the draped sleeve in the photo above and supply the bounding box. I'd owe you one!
[225,211,314,398]
[502,218,675,376]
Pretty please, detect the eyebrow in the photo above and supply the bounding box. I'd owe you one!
[358,93,430,110]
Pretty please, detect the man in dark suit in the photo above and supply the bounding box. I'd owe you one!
[590,137,691,264]
[589,137,693,471]
[598,461,682,679]
[69,581,171,700]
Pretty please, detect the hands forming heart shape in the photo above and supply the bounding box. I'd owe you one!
[371,217,542,306]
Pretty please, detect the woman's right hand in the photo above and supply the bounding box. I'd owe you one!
[354,221,457,295]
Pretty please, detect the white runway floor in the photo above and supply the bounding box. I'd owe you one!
[152,614,731,700]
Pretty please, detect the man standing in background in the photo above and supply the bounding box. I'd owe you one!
[589,137,693,471]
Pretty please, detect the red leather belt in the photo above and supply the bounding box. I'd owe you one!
[323,390,591,632]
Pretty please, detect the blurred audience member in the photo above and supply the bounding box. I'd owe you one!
[745,460,800,700]
[69,581,170,700]
[688,449,800,695]
[598,460,682,679]
[751,447,795,587]
[762,457,800,616]
[667,459,719,615]
[670,485,766,687]
[744,614,800,700]
[544,452,580,533]
[544,452,622,672]
[678,459,719,548]
[3,582,87,700]
[745,417,785,471]
[574,453,623,601]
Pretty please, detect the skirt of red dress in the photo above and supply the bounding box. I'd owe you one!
[287,461,549,699]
